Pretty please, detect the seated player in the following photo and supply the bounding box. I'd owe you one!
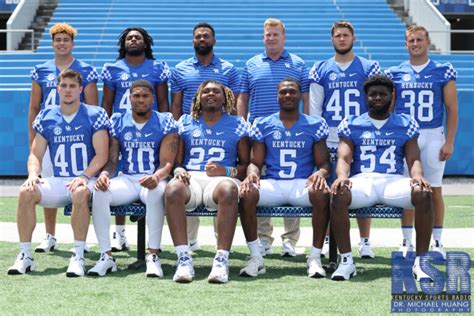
[8,69,109,277]
[164,80,250,284]
[89,80,178,277]
[330,75,433,281]
[239,78,331,278]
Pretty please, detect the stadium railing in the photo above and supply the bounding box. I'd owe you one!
[64,203,402,271]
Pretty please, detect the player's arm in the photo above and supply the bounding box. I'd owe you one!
[331,138,353,194]
[405,137,431,192]
[235,137,251,180]
[172,136,190,186]
[170,92,183,120]
[94,136,119,191]
[440,80,458,161]
[236,93,249,121]
[101,85,115,117]
[240,141,264,193]
[156,82,169,113]
[83,82,99,106]
[307,139,331,190]
[302,92,309,115]
[28,81,42,148]
[23,133,48,192]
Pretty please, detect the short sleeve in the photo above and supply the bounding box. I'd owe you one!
[92,108,111,132]
[337,118,351,139]
[249,117,265,142]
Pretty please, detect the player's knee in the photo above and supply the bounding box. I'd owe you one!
[216,181,238,205]
[330,188,351,211]
[164,181,187,205]
[18,186,40,205]
[239,186,259,205]
[309,187,330,206]
[71,186,90,205]
[411,186,433,210]
[145,186,164,204]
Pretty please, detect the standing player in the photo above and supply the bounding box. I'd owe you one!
[330,75,433,281]
[164,80,250,283]
[237,18,309,256]
[101,27,171,250]
[239,78,331,278]
[29,23,99,253]
[308,20,382,258]
[386,25,458,259]
[170,22,240,250]
[89,80,178,277]
[8,69,109,276]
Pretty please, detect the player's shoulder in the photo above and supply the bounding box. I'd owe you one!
[256,112,278,126]
[390,113,413,126]
[301,113,326,125]
[82,103,107,117]
[431,59,454,69]
[348,113,370,126]
[178,113,193,124]
[34,59,55,70]
[73,58,94,69]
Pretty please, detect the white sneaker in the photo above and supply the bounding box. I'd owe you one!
[70,244,92,254]
[189,239,200,252]
[399,239,414,258]
[66,256,85,277]
[208,254,229,284]
[321,236,330,258]
[259,240,272,256]
[7,253,36,275]
[173,253,194,283]
[331,257,357,281]
[281,242,296,257]
[35,234,57,253]
[359,238,375,259]
[307,255,326,278]
[412,262,433,282]
[111,232,129,252]
[431,240,446,260]
[146,253,163,278]
[87,253,117,277]
[239,256,266,277]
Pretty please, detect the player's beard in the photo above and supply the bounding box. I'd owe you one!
[126,46,145,57]
[194,44,213,56]
[135,110,148,117]
[334,42,353,55]
[370,100,391,116]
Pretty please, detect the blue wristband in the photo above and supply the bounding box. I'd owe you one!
[80,173,91,181]
[225,167,230,177]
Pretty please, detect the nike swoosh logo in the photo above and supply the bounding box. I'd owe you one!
[145,133,153,137]
[349,73,357,77]
[142,74,150,77]
[216,132,224,135]
[424,75,432,78]
[386,132,394,136]
[75,126,82,130]
[295,132,304,136]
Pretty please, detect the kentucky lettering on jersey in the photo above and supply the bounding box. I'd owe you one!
[32,103,109,177]
[110,111,177,175]
[101,59,170,113]
[308,56,381,127]
[250,112,329,179]
[337,113,420,176]
[385,60,457,128]
[30,59,98,110]
[178,113,249,171]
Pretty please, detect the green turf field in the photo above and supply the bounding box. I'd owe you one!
[0,196,472,228]
[0,243,472,315]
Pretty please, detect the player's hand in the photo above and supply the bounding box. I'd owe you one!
[21,175,43,192]
[306,172,329,191]
[205,162,225,177]
[331,177,351,195]
[66,176,88,192]
[139,174,160,190]
[439,142,454,161]
[94,172,110,192]
[175,170,190,186]
[240,173,260,195]
[410,176,432,193]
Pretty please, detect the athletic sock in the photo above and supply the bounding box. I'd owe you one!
[248,239,261,257]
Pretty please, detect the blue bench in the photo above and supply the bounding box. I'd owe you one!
[64,204,402,270]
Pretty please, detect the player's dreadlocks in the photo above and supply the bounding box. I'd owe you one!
[191,80,235,120]
[117,27,155,60]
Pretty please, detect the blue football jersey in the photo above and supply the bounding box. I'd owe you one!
[178,113,250,171]
[338,113,420,176]
[385,60,457,129]
[33,104,110,177]
[101,59,171,113]
[250,113,329,179]
[110,111,177,175]
[30,59,99,110]
[308,56,381,127]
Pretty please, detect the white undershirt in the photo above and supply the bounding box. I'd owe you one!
[411,59,430,73]
[62,111,78,123]
[368,116,389,129]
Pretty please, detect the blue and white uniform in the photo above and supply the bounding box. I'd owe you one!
[177,113,249,211]
[101,59,170,113]
[250,112,329,206]
[92,111,178,252]
[170,55,240,115]
[385,60,457,186]
[337,113,420,209]
[32,103,109,207]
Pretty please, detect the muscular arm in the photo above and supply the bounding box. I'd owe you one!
[302,92,309,115]
[156,82,169,113]
[441,80,458,161]
[236,92,249,121]
[83,82,99,106]
[174,137,185,167]
[155,133,178,178]
[235,137,250,180]
[101,85,115,117]
[335,138,353,179]
[170,92,183,120]
[312,139,331,178]
[28,133,48,177]
[28,81,42,147]
[83,129,109,178]
[247,141,265,177]
[100,136,120,176]
[404,137,424,179]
